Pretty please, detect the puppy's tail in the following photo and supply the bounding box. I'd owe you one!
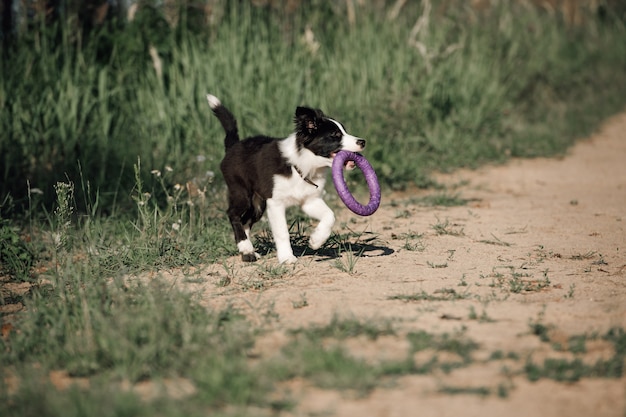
[206,94,239,149]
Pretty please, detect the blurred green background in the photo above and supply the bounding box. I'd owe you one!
[1,0,626,215]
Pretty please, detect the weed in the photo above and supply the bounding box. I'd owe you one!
[468,306,495,323]
[394,209,412,219]
[458,274,468,286]
[525,325,625,382]
[592,255,608,266]
[564,283,576,298]
[479,233,513,247]
[290,316,395,341]
[389,289,469,302]
[407,329,479,363]
[411,192,470,207]
[333,243,363,274]
[439,385,491,397]
[525,358,595,383]
[570,251,597,260]
[291,293,309,309]
[568,335,587,354]
[0,219,34,281]
[392,231,426,252]
[256,262,292,280]
[401,238,426,252]
[52,181,74,252]
[275,318,397,394]
[530,322,552,343]
[218,261,236,286]
[431,217,465,236]
[392,231,423,241]
[276,342,380,394]
[487,265,551,294]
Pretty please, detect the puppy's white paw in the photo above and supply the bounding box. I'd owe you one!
[276,247,297,264]
[309,232,330,250]
[278,254,298,264]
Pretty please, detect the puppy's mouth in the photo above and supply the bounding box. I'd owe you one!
[330,152,357,170]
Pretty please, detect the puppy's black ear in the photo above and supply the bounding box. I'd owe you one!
[295,107,325,135]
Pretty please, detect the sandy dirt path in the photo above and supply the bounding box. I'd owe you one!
[168,112,626,416]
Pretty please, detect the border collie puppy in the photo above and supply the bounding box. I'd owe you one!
[206,94,365,264]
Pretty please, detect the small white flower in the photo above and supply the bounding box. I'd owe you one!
[143,192,151,199]
[165,166,173,172]
[151,170,161,177]
[302,26,320,55]
[174,183,182,191]
[172,222,180,231]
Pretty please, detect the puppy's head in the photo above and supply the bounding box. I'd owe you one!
[294,107,365,160]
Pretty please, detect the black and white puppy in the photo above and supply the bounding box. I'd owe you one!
[206,94,365,264]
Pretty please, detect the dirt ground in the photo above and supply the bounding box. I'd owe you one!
[172,112,626,416]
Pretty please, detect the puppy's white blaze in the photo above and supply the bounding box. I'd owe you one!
[206,94,221,109]
[329,118,348,135]
[237,239,254,254]
[329,118,364,152]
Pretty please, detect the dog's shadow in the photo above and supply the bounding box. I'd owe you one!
[254,228,395,261]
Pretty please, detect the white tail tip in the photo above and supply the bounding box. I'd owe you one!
[206,94,221,109]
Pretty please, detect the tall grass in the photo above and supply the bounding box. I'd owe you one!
[1,1,625,211]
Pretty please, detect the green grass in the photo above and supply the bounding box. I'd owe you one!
[2,1,626,415]
[289,315,395,341]
[438,385,491,397]
[431,217,465,236]
[389,288,469,302]
[409,192,472,207]
[407,329,479,364]
[524,326,626,382]
[272,321,482,394]
[1,272,265,414]
[2,2,626,210]
[332,243,364,274]
[0,219,34,281]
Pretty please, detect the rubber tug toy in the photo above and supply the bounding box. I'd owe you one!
[331,150,381,216]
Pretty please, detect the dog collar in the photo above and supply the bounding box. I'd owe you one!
[294,166,318,188]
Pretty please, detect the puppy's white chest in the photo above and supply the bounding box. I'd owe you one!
[271,169,326,206]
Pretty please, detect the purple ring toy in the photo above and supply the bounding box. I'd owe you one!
[332,151,381,216]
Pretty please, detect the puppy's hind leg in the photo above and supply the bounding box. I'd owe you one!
[302,197,335,250]
[227,201,260,262]
[239,227,259,262]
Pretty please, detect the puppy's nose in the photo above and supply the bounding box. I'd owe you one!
[357,139,366,149]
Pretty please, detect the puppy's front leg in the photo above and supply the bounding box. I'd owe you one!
[302,197,335,250]
[266,199,297,264]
